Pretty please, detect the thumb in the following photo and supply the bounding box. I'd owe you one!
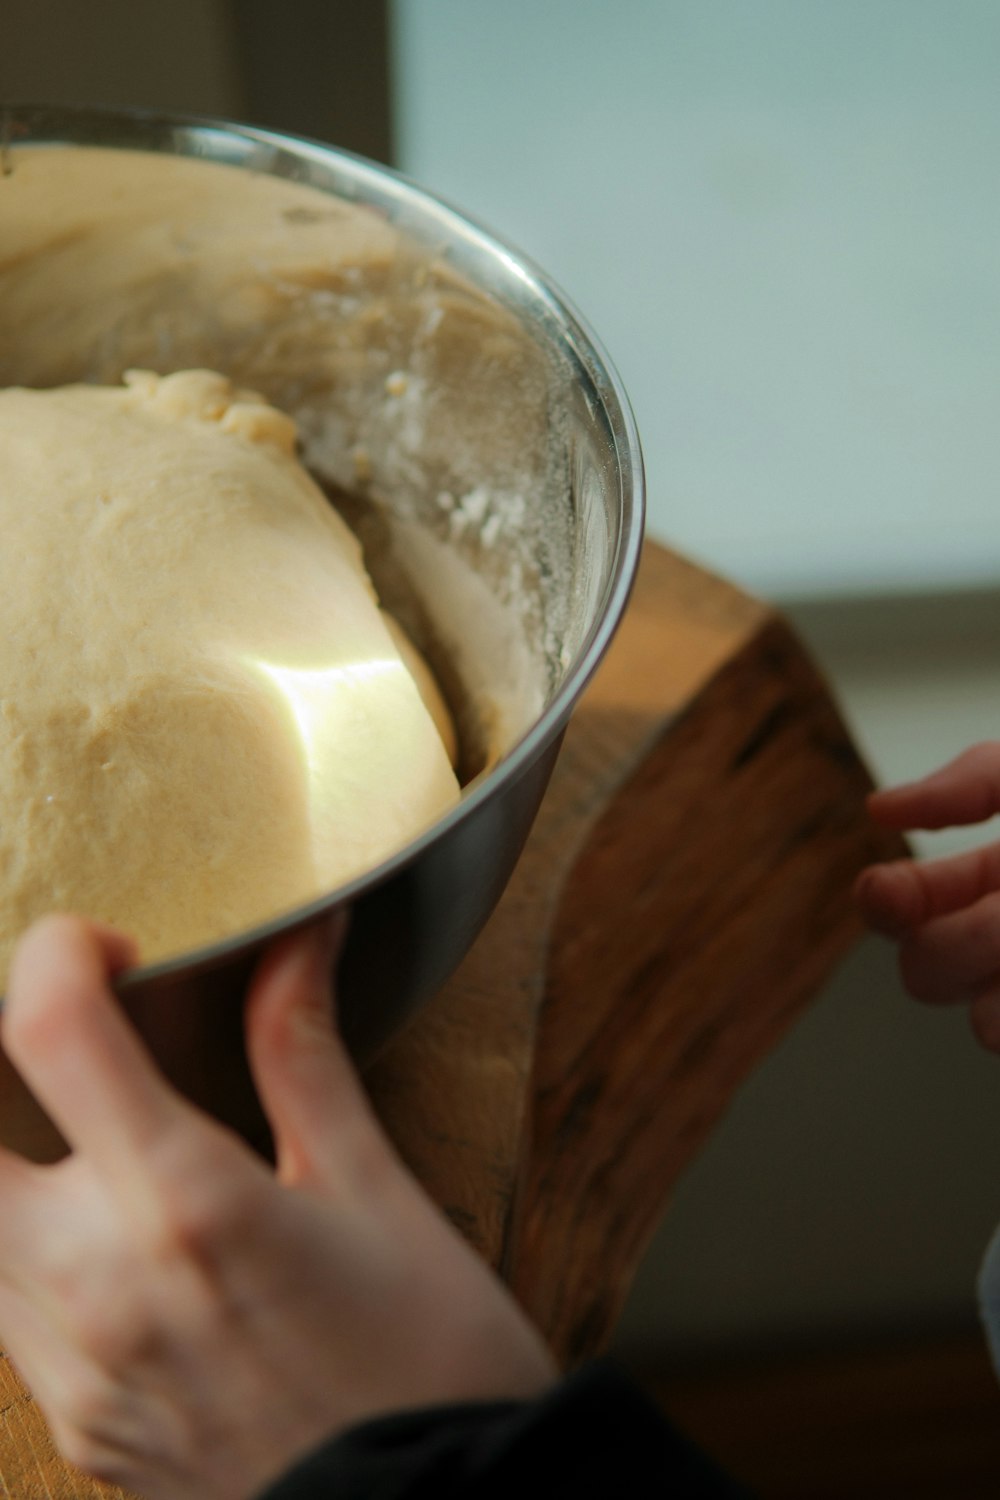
[244,912,388,1189]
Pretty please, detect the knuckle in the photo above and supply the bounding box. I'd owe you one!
[1,978,68,1058]
[50,1380,127,1481]
[52,1423,101,1478]
[970,894,1000,944]
[75,1294,159,1374]
[57,1266,150,1374]
[157,1196,226,1265]
[151,1132,259,1265]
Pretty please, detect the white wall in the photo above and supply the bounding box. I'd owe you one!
[393,0,1000,597]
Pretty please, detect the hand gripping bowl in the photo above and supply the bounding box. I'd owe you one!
[0,104,644,1159]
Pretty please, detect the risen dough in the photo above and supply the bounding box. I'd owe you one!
[0,370,460,978]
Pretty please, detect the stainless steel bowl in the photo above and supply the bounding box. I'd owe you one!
[0,104,643,1156]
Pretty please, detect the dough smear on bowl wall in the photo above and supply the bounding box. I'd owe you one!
[0,368,460,981]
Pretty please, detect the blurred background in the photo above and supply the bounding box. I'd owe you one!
[5,1,1000,1489]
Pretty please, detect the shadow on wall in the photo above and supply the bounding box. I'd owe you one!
[2,0,392,162]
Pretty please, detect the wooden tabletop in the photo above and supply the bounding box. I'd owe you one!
[0,540,904,1496]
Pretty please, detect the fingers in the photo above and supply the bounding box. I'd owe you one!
[856,844,1000,936]
[859,740,1000,1052]
[245,912,390,1189]
[2,916,188,1199]
[891,893,1000,1007]
[867,742,1000,830]
[855,863,923,937]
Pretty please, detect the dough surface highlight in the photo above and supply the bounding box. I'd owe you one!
[0,370,460,978]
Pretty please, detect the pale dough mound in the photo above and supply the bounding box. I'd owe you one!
[0,370,460,977]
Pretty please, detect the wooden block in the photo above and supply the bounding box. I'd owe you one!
[368,543,906,1362]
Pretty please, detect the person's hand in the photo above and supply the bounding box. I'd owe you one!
[855,741,1000,1048]
[0,914,556,1500]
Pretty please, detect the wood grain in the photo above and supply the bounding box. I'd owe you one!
[511,612,899,1361]
[0,542,903,1492]
[371,543,904,1367]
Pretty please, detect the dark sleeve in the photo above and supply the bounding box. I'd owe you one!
[257,1359,751,1498]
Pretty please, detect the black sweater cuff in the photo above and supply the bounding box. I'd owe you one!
[257,1360,750,1498]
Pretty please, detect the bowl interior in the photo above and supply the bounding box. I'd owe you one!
[0,105,644,971]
